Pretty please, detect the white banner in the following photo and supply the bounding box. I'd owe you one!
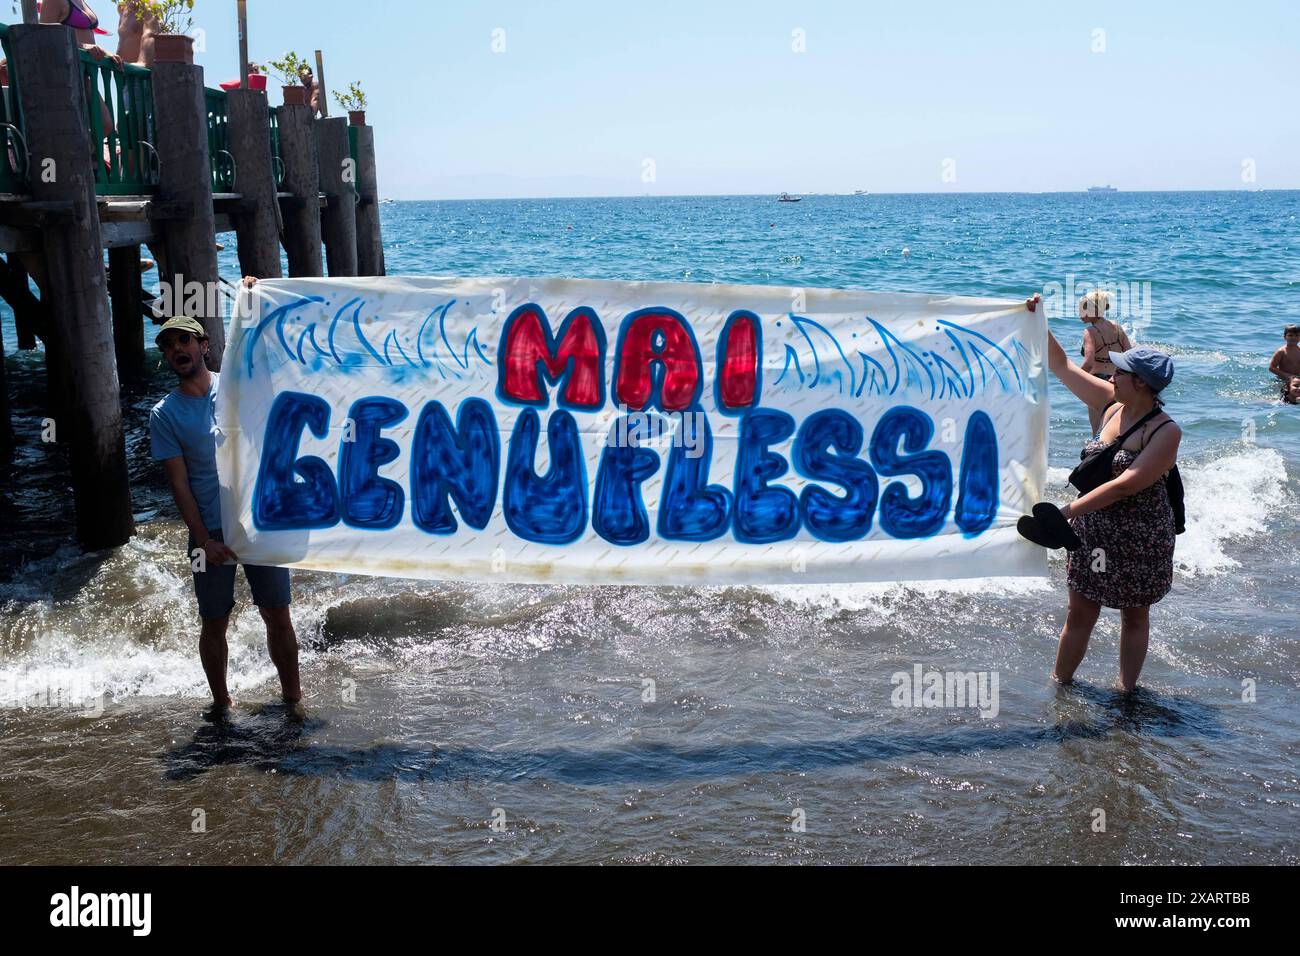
[217,276,1048,585]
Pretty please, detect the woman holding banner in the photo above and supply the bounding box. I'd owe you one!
[1023,294,1181,694]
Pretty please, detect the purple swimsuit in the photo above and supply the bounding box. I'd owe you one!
[60,0,99,32]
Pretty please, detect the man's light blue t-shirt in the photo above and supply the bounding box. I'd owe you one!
[149,372,222,531]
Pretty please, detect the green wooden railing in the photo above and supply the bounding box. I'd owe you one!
[82,54,159,195]
[0,23,29,194]
[204,86,235,193]
[268,107,285,190]
[0,21,297,199]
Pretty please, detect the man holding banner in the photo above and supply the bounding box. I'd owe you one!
[150,290,302,717]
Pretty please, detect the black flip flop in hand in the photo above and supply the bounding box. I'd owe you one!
[1016,502,1083,551]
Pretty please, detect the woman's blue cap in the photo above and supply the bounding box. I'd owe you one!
[1110,346,1174,392]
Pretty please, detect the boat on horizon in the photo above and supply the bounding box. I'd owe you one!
[777,192,801,202]
[1086,185,1118,193]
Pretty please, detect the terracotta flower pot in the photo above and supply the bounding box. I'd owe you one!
[153,34,194,65]
[282,85,308,107]
[348,110,366,126]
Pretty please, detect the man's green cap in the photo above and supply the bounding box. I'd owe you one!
[155,316,208,347]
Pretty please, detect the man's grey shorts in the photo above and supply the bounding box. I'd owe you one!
[188,530,291,620]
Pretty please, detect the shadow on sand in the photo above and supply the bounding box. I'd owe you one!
[162,682,1228,786]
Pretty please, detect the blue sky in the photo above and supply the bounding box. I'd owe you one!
[176,0,1299,199]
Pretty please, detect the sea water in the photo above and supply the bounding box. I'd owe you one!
[0,191,1295,864]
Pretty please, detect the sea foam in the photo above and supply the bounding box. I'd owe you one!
[1175,444,1290,575]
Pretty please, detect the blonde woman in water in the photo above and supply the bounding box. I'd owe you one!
[1077,289,1133,434]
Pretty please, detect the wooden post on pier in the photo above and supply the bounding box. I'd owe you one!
[316,117,358,277]
[351,123,385,276]
[226,89,283,280]
[108,245,145,380]
[0,254,42,349]
[0,331,10,457]
[151,60,225,367]
[10,24,133,549]
[314,51,328,117]
[20,0,37,24]
[276,105,324,277]
[237,0,250,87]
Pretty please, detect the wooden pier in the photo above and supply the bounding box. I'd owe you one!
[0,20,385,550]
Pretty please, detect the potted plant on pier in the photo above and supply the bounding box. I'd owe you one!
[134,0,197,64]
[268,53,310,107]
[334,82,368,126]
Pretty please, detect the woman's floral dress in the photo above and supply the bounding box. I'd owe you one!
[1066,440,1175,608]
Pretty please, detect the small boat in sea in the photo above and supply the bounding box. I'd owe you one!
[853,189,868,195]
[1086,185,1118,193]
[777,192,801,202]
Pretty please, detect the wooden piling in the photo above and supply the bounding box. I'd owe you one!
[0,322,11,457]
[315,117,358,277]
[275,104,324,277]
[0,254,43,349]
[351,123,386,277]
[10,24,133,549]
[151,60,225,367]
[108,245,144,380]
[226,89,283,280]
[314,50,328,117]
[237,0,250,87]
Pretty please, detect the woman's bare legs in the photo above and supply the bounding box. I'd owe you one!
[1053,588,1101,684]
[1118,605,1151,693]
